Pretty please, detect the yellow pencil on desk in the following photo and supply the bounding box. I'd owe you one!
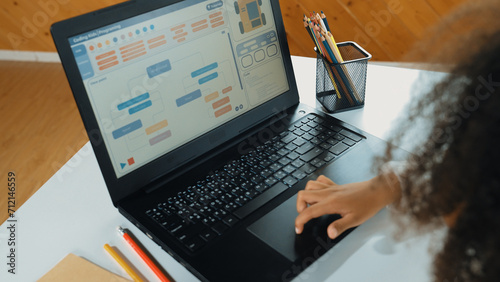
[118,226,171,282]
[104,243,144,282]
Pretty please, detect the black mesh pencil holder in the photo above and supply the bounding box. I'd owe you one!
[316,41,371,113]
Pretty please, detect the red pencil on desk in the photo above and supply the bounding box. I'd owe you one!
[118,226,171,282]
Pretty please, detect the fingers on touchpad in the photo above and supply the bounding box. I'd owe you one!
[247,194,343,262]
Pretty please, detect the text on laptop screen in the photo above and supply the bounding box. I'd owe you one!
[68,0,289,178]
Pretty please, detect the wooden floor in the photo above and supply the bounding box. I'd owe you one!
[0,61,88,223]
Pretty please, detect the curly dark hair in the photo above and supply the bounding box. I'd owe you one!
[377,1,500,281]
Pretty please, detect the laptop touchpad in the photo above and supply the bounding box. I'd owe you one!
[247,194,344,262]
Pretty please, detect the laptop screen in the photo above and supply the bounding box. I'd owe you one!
[67,0,289,178]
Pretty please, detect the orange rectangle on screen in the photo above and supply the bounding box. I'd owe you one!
[191,19,207,27]
[215,104,232,118]
[175,29,184,34]
[173,32,188,40]
[121,44,145,55]
[147,35,165,44]
[209,11,222,18]
[119,40,143,51]
[149,40,167,49]
[122,47,146,59]
[171,24,185,31]
[99,60,119,71]
[205,91,219,102]
[222,86,232,94]
[177,38,186,43]
[123,51,146,62]
[95,50,116,60]
[193,24,208,32]
[97,56,118,66]
[211,21,225,28]
[212,96,230,109]
[146,120,168,135]
[210,17,223,24]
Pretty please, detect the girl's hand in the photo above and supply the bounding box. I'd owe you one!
[295,174,400,239]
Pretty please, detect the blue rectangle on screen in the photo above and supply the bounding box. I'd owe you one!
[247,2,259,20]
[191,62,218,78]
[72,44,94,80]
[117,93,150,110]
[176,90,202,107]
[198,72,218,85]
[147,59,172,78]
[72,44,87,57]
[207,0,223,10]
[129,100,152,114]
[112,120,143,139]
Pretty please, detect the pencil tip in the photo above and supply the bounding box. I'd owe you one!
[117,226,125,235]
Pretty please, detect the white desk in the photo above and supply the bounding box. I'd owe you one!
[0,56,443,282]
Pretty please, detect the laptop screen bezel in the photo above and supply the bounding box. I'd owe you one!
[51,0,299,205]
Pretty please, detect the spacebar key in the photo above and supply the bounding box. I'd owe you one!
[234,182,288,219]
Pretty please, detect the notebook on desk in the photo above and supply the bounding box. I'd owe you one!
[51,0,394,280]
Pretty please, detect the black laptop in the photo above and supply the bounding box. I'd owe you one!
[51,0,393,280]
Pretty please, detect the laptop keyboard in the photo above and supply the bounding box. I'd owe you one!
[145,114,363,252]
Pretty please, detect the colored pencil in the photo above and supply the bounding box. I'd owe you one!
[104,244,143,282]
[118,227,170,282]
[321,11,330,31]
